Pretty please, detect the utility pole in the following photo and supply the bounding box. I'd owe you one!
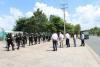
[61,3,68,38]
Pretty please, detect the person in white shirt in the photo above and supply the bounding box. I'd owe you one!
[73,34,77,47]
[80,33,85,46]
[59,32,64,48]
[51,33,58,51]
[65,32,70,47]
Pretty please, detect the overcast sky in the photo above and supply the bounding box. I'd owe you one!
[0,0,100,31]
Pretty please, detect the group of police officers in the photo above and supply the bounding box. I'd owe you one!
[6,32,51,51]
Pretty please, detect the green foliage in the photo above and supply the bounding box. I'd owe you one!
[49,15,64,33]
[14,17,27,31]
[89,27,100,36]
[74,24,81,35]
[14,8,81,35]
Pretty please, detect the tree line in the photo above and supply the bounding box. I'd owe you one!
[89,27,100,36]
[14,9,81,35]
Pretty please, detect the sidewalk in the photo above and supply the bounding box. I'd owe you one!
[0,39,100,67]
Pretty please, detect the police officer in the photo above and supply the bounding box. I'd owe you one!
[34,33,38,44]
[16,33,21,50]
[6,33,14,51]
[48,33,51,41]
[37,33,41,44]
[45,32,48,41]
[22,34,26,47]
[43,33,45,42]
[29,33,33,46]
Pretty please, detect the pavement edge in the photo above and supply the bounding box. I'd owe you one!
[86,43,100,65]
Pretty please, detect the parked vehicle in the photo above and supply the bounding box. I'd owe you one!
[80,30,89,39]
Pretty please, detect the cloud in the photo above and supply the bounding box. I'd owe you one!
[1,2,100,31]
[0,7,33,31]
[0,7,24,31]
[10,7,23,19]
[0,16,15,31]
[34,2,100,30]
[0,2,69,31]
[25,11,33,17]
[34,2,69,18]
[72,4,100,30]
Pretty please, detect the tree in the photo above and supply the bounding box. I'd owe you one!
[49,15,64,33]
[33,9,48,32]
[74,24,81,35]
[14,8,81,35]
[89,27,100,36]
[14,17,28,31]
[14,9,48,33]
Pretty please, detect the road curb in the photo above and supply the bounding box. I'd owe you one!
[85,43,100,65]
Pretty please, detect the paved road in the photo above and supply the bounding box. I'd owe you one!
[86,36,100,57]
[0,39,100,67]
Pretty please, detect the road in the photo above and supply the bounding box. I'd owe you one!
[86,36,100,57]
[0,39,100,67]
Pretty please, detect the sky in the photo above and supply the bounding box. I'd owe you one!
[0,0,100,31]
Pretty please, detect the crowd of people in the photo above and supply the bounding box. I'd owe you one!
[51,32,85,51]
[5,32,85,51]
[5,32,51,51]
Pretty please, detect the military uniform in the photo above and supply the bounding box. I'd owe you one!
[37,33,41,44]
[6,33,14,51]
[43,34,45,42]
[29,34,33,46]
[34,33,37,44]
[22,35,26,47]
[16,34,21,50]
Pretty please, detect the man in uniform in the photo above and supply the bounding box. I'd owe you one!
[43,33,45,42]
[37,33,41,44]
[6,33,14,51]
[22,34,26,47]
[16,33,21,50]
[29,33,33,46]
[34,33,37,45]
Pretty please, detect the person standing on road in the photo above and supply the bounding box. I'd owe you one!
[73,34,77,47]
[59,32,64,48]
[29,33,33,46]
[80,33,85,46]
[6,33,15,51]
[37,33,41,44]
[16,33,22,50]
[34,33,38,45]
[51,32,58,51]
[22,34,26,47]
[65,32,70,47]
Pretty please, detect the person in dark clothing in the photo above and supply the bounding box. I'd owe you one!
[65,33,70,47]
[37,33,41,44]
[43,34,45,42]
[22,35,26,47]
[16,34,21,50]
[6,33,14,51]
[34,33,37,45]
[48,33,51,41]
[29,34,33,46]
[25,35,27,44]
[80,33,85,46]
